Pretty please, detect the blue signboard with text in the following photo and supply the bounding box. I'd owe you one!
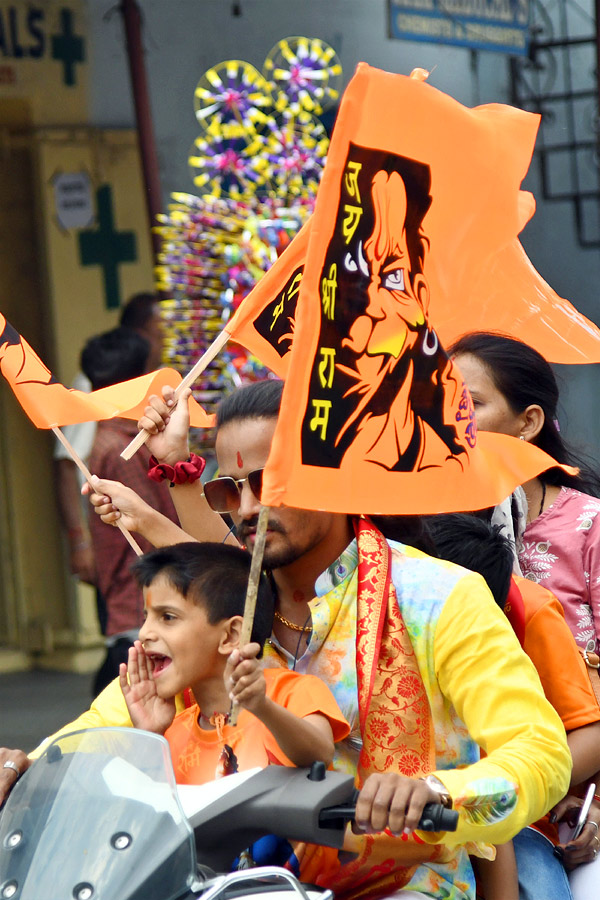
[388,0,530,56]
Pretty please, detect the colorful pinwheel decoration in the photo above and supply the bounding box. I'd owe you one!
[157,37,342,450]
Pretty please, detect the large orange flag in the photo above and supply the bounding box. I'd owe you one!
[261,64,574,514]
[223,112,600,369]
[225,212,600,369]
[0,314,214,429]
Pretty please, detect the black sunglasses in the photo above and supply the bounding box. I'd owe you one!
[202,468,264,513]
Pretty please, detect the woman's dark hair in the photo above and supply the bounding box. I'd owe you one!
[216,379,283,428]
[450,332,600,496]
[132,542,274,655]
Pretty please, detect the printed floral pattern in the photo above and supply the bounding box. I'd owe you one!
[519,488,600,650]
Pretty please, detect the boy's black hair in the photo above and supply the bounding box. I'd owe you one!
[216,379,283,428]
[131,542,274,653]
[425,513,513,609]
[81,326,150,390]
[370,515,438,556]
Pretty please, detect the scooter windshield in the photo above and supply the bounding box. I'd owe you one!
[0,727,197,900]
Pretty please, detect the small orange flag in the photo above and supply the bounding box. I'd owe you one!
[225,220,310,377]
[0,314,214,429]
[261,64,575,514]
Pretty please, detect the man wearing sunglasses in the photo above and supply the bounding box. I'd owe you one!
[6,379,571,900]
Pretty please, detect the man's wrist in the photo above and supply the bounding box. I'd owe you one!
[420,774,453,808]
[245,693,270,721]
[155,445,191,467]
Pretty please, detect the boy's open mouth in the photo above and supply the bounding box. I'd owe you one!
[148,654,171,676]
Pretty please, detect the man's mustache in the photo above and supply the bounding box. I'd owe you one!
[236,517,286,542]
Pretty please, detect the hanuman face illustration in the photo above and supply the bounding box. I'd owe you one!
[301,145,469,473]
[342,170,429,368]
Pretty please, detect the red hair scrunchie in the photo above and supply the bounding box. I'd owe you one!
[147,453,206,487]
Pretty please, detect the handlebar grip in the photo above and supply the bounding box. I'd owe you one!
[319,800,459,832]
[418,802,458,832]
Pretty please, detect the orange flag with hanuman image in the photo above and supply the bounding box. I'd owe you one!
[223,70,600,370]
[0,313,214,429]
[261,63,576,515]
[228,215,600,371]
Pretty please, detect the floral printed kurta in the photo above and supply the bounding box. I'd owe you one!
[519,487,600,651]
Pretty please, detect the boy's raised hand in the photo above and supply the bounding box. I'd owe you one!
[138,385,191,465]
[224,644,266,715]
[120,640,176,734]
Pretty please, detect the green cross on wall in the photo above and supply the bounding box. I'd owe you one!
[51,8,85,87]
[79,185,137,310]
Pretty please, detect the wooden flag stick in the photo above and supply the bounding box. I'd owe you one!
[52,426,143,557]
[229,503,270,726]
[120,328,231,461]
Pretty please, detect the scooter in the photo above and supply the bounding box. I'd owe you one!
[0,728,457,900]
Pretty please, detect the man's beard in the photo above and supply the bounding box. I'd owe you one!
[236,516,304,570]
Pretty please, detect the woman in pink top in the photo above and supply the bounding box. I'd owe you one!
[450,333,600,900]
[450,332,600,654]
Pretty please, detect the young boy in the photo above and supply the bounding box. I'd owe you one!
[120,542,349,784]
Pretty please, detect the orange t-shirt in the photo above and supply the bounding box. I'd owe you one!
[516,576,600,731]
[164,667,350,785]
[515,576,600,844]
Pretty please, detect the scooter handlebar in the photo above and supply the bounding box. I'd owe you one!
[319,798,459,832]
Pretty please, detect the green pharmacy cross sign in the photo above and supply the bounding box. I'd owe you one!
[79,185,137,310]
[51,7,85,86]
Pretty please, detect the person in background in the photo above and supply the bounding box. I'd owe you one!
[81,325,177,695]
[53,292,163,597]
[451,332,600,657]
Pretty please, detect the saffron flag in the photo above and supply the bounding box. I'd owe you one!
[441,236,600,364]
[225,220,310,377]
[225,211,600,370]
[0,314,214,429]
[261,64,575,514]
[223,114,600,369]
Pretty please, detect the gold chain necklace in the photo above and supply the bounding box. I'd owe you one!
[274,610,312,633]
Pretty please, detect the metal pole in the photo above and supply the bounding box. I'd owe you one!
[596,0,600,137]
[595,0,600,243]
[119,0,162,259]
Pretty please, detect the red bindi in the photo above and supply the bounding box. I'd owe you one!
[236,451,243,469]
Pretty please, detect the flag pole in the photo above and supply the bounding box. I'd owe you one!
[52,426,143,557]
[229,504,270,726]
[120,328,231,461]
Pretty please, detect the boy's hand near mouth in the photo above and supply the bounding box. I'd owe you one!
[120,640,177,734]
